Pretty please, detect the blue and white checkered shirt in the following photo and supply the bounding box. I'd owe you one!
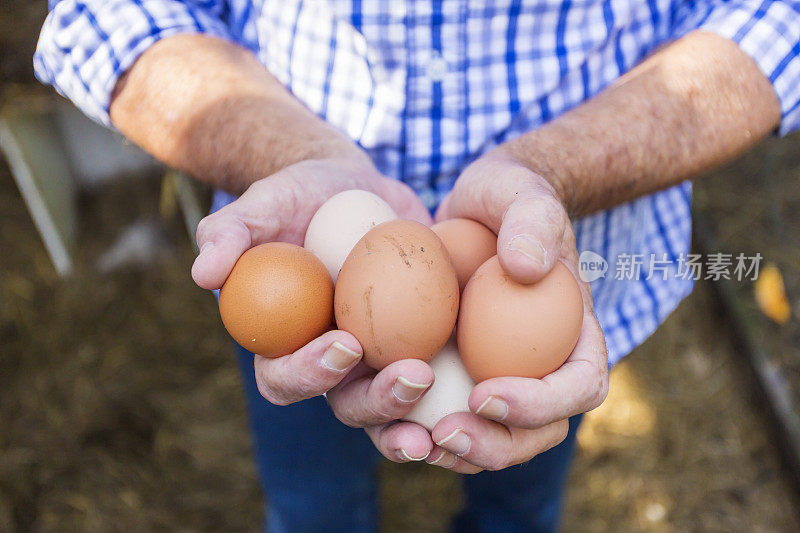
[35,0,800,365]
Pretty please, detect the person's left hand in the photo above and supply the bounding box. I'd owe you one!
[423,146,610,472]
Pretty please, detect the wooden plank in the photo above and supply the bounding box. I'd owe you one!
[172,171,207,253]
[0,98,161,276]
[0,108,77,275]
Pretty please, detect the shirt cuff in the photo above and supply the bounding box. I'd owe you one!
[673,1,800,136]
[34,0,232,128]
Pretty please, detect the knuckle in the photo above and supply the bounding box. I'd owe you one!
[594,370,610,409]
[257,381,288,406]
[253,368,271,398]
[366,401,397,425]
[255,367,292,406]
[587,362,610,410]
[579,362,609,412]
[453,458,484,474]
[551,421,570,448]
[293,371,325,398]
[195,216,213,242]
[327,391,373,428]
[523,413,546,430]
[331,405,364,428]
[481,447,516,471]
[271,395,293,407]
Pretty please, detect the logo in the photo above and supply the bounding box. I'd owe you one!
[579,250,608,283]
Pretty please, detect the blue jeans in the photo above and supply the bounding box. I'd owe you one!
[235,345,580,533]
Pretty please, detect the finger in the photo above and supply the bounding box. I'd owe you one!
[425,445,484,474]
[364,421,433,463]
[254,330,362,406]
[191,185,286,289]
[495,188,569,284]
[433,193,452,224]
[445,152,542,230]
[326,359,435,427]
[432,413,569,471]
[442,153,570,284]
[380,179,433,226]
[469,310,609,429]
[193,171,429,289]
[192,215,252,290]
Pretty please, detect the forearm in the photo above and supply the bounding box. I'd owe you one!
[502,31,781,216]
[110,34,368,194]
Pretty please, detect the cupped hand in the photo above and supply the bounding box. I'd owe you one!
[192,156,441,465]
[426,147,610,473]
[192,157,431,289]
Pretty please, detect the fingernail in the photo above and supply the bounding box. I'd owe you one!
[426,449,458,468]
[475,396,508,421]
[397,449,430,462]
[507,234,547,268]
[321,341,361,371]
[436,428,471,456]
[392,376,432,403]
[199,241,214,256]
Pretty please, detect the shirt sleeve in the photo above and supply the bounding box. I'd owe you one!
[671,0,800,136]
[34,0,233,127]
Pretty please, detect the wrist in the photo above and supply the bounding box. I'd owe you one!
[211,109,375,193]
[490,138,576,215]
[287,152,383,184]
[304,136,375,169]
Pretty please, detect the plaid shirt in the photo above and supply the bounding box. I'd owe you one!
[35,0,800,365]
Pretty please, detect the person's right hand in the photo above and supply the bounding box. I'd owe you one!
[192,157,444,465]
[192,157,430,286]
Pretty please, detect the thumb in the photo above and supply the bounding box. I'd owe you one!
[445,157,569,284]
[374,178,434,226]
[191,190,282,290]
[433,193,452,224]
[496,188,568,284]
[192,215,254,290]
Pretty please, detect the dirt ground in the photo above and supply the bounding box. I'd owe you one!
[2,2,800,530]
[694,137,800,417]
[2,146,799,532]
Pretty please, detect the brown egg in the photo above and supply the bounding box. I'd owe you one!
[219,242,333,357]
[335,219,459,369]
[432,218,497,291]
[457,257,583,381]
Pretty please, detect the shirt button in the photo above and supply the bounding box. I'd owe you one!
[425,53,448,81]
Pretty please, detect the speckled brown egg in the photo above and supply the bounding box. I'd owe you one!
[457,257,583,381]
[335,219,459,369]
[432,218,497,291]
[219,242,333,358]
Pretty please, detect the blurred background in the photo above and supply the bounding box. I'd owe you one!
[2,3,799,532]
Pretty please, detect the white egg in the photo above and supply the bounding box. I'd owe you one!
[304,190,398,282]
[403,337,475,432]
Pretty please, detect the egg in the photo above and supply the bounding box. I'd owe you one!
[219,242,334,357]
[431,218,497,291]
[335,219,459,369]
[304,190,398,282]
[457,257,583,381]
[402,336,475,431]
